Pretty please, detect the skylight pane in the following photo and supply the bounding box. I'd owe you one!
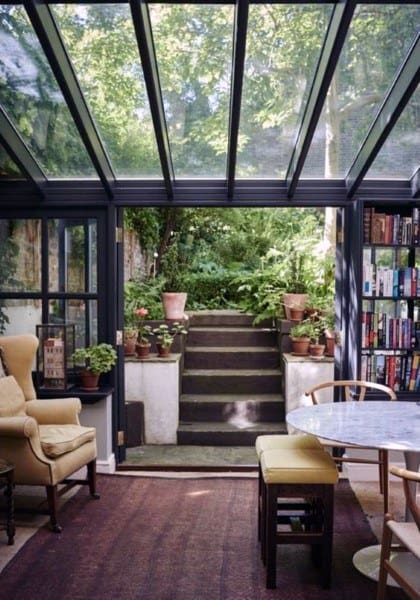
[367,86,420,180]
[237,3,333,179]
[302,3,420,179]
[149,4,233,178]
[0,142,24,179]
[0,5,96,179]
[52,4,162,178]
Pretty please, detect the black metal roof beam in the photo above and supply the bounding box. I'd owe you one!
[286,0,356,198]
[226,0,249,198]
[130,0,174,198]
[24,0,115,198]
[0,105,46,194]
[346,33,420,198]
[411,167,420,199]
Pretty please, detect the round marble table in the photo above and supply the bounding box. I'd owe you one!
[286,400,420,585]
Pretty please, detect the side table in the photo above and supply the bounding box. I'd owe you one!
[0,459,15,545]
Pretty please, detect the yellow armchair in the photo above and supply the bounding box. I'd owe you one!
[0,334,99,532]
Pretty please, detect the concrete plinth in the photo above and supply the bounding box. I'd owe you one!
[125,355,181,444]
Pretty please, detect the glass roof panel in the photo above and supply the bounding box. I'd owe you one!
[237,3,333,178]
[52,4,162,178]
[149,3,234,178]
[0,142,25,179]
[367,85,420,180]
[302,3,420,179]
[0,5,97,179]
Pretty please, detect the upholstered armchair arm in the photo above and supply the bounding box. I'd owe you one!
[0,415,39,437]
[26,397,82,425]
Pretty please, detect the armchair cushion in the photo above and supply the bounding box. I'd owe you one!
[39,424,96,458]
[0,375,26,417]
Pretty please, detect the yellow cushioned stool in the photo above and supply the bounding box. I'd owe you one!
[260,448,338,590]
[255,434,323,542]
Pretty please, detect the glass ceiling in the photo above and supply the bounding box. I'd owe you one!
[0,1,419,199]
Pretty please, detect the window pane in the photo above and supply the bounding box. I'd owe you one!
[48,218,97,293]
[0,298,42,338]
[0,218,41,292]
[302,3,420,179]
[150,3,234,178]
[0,6,97,178]
[237,3,333,178]
[367,86,420,180]
[0,143,24,179]
[49,298,97,349]
[52,4,161,178]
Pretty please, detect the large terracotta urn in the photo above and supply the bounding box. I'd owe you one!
[162,292,187,320]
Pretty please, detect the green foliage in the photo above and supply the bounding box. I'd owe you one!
[124,278,164,325]
[183,271,240,309]
[124,209,160,250]
[0,228,19,334]
[161,234,188,292]
[289,320,315,340]
[72,343,117,375]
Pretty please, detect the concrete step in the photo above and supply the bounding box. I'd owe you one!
[179,393,285,422]
[187,327,276,348]
[182,368,282,394]
[177,421,288,446]
[184,346,280,369]
[188,310,256,327]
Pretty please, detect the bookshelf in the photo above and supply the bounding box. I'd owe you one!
[361,205,420,394]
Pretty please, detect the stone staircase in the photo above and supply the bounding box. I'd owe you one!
[177,311,287,446]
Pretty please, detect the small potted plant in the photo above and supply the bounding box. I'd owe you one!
[133,307,153,359]
[153,322,187,357]
[308,318,326,358]
[72,343,117,390]
[289,320,314,355]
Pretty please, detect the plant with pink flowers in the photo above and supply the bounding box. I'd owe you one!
[134,307,152,344]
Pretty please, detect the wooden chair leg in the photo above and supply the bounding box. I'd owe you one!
[87,459,100,499]
[46,484,62,533]
[266,484,278,589]
[321,486,334,589]
[376,519,392,600]
[380,450,389,514]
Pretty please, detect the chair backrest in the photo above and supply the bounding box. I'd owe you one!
[389,466,420,529]
[306,379,397,405]
[0,335,38,401]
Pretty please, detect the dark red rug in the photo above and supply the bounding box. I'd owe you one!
[1,476,405,599]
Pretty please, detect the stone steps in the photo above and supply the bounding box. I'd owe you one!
[178,310,285,446]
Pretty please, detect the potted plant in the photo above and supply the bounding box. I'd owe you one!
[323,308,338,357]
[72,343,117,390]
[160,235,188,320]
[123,328,138,356]
[308,318,326,358]
[289,320,314,355]
[152,322,187,357]
[133,307,153,359]
[282,250,309,320]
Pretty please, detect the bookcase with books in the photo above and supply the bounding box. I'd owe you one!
[361,204,420,395]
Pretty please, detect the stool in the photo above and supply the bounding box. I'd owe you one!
[260,448,338,589]
[255,435,323,541]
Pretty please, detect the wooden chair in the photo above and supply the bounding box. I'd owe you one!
[305,380,396,513]
[377,466,420,600]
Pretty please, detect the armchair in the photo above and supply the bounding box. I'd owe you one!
[0,334,99,532]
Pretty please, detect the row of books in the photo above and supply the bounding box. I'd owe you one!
[363,264,419,297]
[361,312,420,349]
[361,352,420,392]
[363,207,420,245]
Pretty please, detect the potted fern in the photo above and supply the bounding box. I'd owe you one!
[289,320,314,355]
[160,235,188,320]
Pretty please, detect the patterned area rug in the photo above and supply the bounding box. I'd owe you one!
[1,476,406,600]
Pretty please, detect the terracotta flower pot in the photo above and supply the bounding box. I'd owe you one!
[290,337,310,355]
[283,293,308,320]
[80,369,100,391]
[136,343,151,359]
[157,344,171,357]
[309,343,325,358]
[161,292,187,320]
